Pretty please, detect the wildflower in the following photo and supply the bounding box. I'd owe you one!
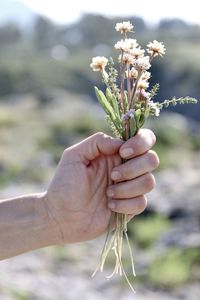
[122,109,135,120]
[141,89,150,99]
[129,47,145,59]
[147,40,166,57]
[115,21,134,34]
[138,80,149,90]
[127,67,138,79]
[90,56,108,72]
[119,53,134,65]
[141,71,151,81]
[133,56,151,71]
[125,38,138,48]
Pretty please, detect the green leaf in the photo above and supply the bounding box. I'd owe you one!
[95,87,122,134]
[106,88,120,117]
[134,109,145,131]
[129,116,137,137]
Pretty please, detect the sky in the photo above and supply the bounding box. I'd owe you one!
[19,0,200,26]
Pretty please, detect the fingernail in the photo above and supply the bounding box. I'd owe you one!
[111,171,121,181]
[121,148,134,158]
[107,189,114,198]
[108,201,116,209]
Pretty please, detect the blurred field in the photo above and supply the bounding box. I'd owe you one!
[0,11,200,300]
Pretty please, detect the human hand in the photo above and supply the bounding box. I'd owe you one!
[44,129,159,244]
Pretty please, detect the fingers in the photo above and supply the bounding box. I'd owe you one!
[107,129,158,216]
[111,150,159,182]
[108,195,147,215]
[65,132,123,165]
[120,129,156,159]
[107,172,156,199]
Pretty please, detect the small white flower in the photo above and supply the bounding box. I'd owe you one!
[125,38,138,48]
[141,71,151,81]
[90,56,108,72]
[114,39,136,51]
[138,80,149,89]
[115,21,134,34]
[133,56,151,71]
[119,53,134,65]
[129,47,145,59]
[147,40,166,57]
[125,67,138,79]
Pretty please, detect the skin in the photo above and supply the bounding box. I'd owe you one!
[0,129,159,260]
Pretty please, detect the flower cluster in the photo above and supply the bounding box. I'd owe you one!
[90,21,198,291]
[90,21,197,141]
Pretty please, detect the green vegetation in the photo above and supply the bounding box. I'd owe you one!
[128,213,171,248]
[148,247,200,288]
[0,14,199,120]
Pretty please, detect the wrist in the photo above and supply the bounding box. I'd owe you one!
[41,192,65,246]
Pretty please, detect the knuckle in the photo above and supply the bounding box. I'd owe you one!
[144,173,156,191]
[95,131,106,139]
[114,183,126,198]
[147,150,160,169]
[120,165,132,180]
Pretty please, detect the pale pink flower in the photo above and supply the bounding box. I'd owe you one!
[147,40,166,57]
[115,21,134,34]
[90,56,108,72]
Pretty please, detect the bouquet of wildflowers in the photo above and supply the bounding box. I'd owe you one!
[90,21,198,291]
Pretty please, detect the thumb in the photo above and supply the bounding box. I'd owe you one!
[67,132,123,164]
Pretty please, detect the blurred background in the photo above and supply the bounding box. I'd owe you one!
[0,0,200,299]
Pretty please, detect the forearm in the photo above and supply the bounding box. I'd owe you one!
[0,193,62,260]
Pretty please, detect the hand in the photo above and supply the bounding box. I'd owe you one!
[44,129,159,244]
